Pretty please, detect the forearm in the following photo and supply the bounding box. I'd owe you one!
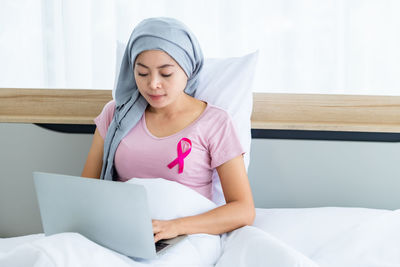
[175,200,255,236]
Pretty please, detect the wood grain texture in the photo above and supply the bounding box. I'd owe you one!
[251,93,400,132]
[0,88,112,124]
[1,89,399,132]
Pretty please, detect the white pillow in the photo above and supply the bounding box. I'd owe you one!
[113,41,258,205]
[126,178,217,220]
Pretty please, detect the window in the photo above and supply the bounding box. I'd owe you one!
[1,0,399,95]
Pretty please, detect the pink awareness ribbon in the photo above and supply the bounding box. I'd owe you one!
[167,138,192,173]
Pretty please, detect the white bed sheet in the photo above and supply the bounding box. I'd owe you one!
[1,207,400,267]
[253,207,390,257]
[253,207,400,267]
[0,227,317,267]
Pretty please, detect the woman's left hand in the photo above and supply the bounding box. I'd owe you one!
[152,219,181,243]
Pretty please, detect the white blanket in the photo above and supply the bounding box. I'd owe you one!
[311,209,400,267]
[0,227,317,267]
[0,232,222,267]
[2,209,400,267]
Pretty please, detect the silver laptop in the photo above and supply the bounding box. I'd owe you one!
[33,171,186,259]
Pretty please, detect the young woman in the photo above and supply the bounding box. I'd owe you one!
[81,17,255,243]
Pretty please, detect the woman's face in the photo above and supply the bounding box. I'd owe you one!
[134,50,188,109]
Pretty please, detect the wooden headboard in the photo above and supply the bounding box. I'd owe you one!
[1,88,400,133]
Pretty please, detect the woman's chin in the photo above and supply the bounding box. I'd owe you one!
[147,99,170,109]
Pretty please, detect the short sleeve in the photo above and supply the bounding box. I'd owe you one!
[94,100,116,139]
[208,111,245,169]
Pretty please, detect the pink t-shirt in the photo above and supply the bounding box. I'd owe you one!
[94,100,245,200]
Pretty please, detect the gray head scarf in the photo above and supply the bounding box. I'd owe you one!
[100,17,204,180]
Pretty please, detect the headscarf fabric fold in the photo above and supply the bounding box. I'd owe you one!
[100,17,204,180]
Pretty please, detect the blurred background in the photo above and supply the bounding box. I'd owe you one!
[1,0,400,95]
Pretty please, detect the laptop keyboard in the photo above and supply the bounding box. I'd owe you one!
[155,241,169,252]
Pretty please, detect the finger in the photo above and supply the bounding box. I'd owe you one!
[152,221,162,235]
[154,233,163,243]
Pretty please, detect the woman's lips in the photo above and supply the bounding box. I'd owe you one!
[149,94,165,101]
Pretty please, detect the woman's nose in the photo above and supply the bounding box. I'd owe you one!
[149,74,161,89]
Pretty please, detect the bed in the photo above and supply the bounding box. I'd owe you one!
[1,52,400,266]
[1,206,399,266]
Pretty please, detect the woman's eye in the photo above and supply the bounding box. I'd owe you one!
[138,73,148,77]
[161,73,172,77]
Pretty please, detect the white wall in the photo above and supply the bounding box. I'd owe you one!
[248,138,400,209]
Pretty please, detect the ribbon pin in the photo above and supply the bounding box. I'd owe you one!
[167,138,192,174]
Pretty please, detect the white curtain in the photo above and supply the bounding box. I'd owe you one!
[1,0,400,95]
